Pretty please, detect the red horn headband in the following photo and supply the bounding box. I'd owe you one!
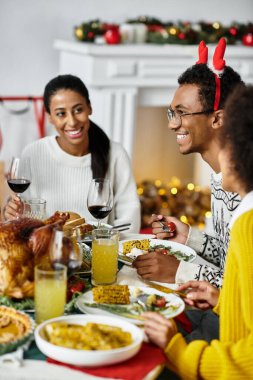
[196,38,227,111]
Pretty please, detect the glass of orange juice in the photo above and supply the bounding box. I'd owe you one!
[91,229,119,286]
[35,263,67,324]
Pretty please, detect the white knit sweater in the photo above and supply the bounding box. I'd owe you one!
[22,136,141,233]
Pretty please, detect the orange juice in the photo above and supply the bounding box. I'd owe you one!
[92,231,119,285]
[35,264,67,324]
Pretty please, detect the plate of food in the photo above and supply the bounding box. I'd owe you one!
[0,306,35,355]
[76,285,185,325]
[35,314,143,366]
[118,238,197,266]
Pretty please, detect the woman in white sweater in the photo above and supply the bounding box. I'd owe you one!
[5,74,141,232]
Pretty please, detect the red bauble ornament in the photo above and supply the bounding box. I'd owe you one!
[178,32,186,40]
[104,28,121,44]
[242,33,253,46]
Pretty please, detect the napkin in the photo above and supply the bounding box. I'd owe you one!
[47,342,167,380]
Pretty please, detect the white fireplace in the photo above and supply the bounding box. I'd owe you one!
[54,40,253,186]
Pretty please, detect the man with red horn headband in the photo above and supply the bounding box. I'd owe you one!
[133,38,244,342]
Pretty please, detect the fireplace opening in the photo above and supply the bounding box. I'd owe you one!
[132,106,194,184]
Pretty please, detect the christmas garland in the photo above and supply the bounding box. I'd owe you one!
[74,17,253,46]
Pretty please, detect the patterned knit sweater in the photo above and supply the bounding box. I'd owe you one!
[165,191,253,379]
[176,172,240,287]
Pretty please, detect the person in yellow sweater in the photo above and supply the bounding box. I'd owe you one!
[143,84,253,379]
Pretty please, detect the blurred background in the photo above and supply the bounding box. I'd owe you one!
[0,0,252,226]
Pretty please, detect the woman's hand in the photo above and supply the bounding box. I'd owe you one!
[4,196,24,220]
[177,281,220,309]
[150,214,189,244]
[143,312,178,349]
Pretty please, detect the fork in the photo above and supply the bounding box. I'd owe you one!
[111,223,131,232]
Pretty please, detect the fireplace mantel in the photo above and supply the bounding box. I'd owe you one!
[54,40,253,183]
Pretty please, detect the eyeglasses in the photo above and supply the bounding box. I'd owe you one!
[167,108,214,127]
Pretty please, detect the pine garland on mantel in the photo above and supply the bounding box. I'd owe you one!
[74,17,253,46]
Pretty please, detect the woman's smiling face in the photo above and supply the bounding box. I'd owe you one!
[47,89,92,155]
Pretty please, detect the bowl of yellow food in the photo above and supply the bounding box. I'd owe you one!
[34,314,143,366]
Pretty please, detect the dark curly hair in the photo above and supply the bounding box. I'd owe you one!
[43,74,110,180]
[178,64,244,110]
[221,85,253,192]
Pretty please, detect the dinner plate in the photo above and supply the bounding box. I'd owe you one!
[35,314,143,367]
[118,238,197,265]
[76,286,185,325]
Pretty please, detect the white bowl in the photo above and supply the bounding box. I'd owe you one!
[35,314,144,367]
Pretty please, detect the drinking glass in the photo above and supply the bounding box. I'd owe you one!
[87,178,113,228]
[49,229,82,274]
[34,263,67,324]
[7,157,31,198]
[91,228,119,286]
[23,198,46,220]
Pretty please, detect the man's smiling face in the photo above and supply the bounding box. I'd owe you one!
[168,84,215,156]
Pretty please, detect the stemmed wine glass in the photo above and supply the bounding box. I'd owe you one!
[7,157,31,198]
[49,229,82,274]
[87,178,113,228]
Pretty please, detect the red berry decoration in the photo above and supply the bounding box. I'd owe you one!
[167,221,176,233]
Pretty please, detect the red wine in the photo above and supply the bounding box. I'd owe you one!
[7,179,31,193]
[88,205,112,219]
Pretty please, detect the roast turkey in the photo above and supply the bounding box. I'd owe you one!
[0,212,70,299]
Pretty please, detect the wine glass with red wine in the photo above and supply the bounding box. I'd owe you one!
[7,157,31,200]
[87,178,113,228]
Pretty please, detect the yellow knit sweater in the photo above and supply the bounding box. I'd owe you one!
[165,209,253,379]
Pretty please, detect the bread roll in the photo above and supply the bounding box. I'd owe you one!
[62,212,85,231]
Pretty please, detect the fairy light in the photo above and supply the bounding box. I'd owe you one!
[180,215,188,223]
[137,177,211,228]
[213,22,220,30]
[171,187,178,195]
[198,222,205,230]
[169,27,177,35]
[187,183,195,191]
[155,179,162,187]
[170,176,181,187]
[205,211,212,218]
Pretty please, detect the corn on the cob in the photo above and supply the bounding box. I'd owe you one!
[92,285,130,304]
[122,239,150,254]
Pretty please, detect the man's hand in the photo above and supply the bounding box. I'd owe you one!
[4,196,24,220]
[150,214,189,244]
[143,312,178,349]
[132,251,180,283]
[177,280,220,310]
